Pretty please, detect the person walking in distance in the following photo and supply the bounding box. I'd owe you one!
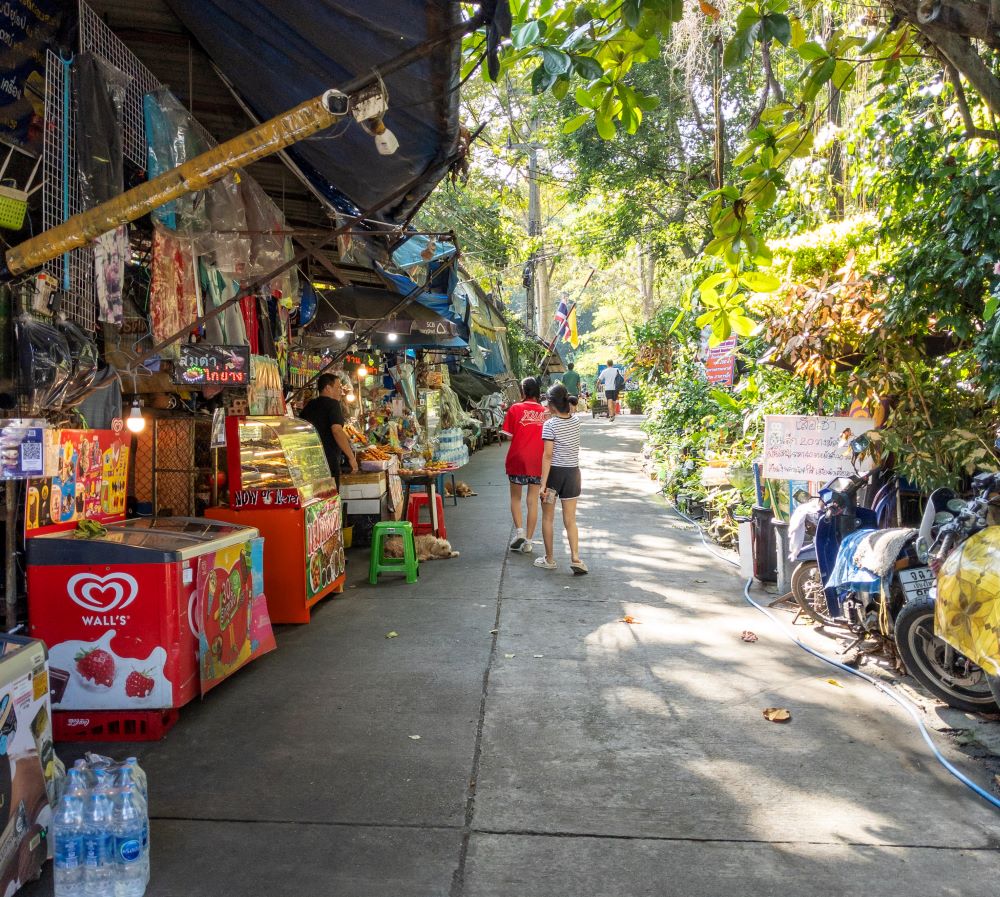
[561,362,581,397]
[535,383,587,575]
[597,360,622,421]
[299,373,359,487]
[502,377,547,553]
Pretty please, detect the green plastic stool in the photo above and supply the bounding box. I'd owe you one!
[369,521,419,585]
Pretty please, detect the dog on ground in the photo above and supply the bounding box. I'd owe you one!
[444,480,477,497]
[384,533,460,560]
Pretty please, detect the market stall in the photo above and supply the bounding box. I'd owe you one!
[205,415,345,624]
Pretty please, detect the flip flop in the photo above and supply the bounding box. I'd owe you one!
[570,559,589,575]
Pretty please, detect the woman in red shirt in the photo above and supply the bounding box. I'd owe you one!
[502,377,547,553]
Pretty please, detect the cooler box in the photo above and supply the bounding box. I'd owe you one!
[27,518,258,718]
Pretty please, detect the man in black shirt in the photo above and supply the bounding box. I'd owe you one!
[300,373,359,484]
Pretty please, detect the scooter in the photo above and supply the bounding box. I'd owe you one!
[898,470,1000,711]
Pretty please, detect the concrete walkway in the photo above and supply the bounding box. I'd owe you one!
[28,416,1000,896]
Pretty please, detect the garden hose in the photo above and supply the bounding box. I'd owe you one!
[663,503,1000,813]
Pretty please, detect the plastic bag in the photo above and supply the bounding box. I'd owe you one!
[16,317,72,414]
[74,53,130,209]
[56,319,99,407]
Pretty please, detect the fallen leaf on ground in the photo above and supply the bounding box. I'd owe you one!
[740,631,758,643]
[408,735,421,740]
[763,707,792,723]
[385,631,398,639]
[824,678,844,688]
[620,615,641,624]
[504,653,516,659]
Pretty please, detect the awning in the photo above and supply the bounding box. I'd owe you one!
[308,285,467,349]
[165,0,465,223]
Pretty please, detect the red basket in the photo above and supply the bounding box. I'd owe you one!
[54,709,180,742]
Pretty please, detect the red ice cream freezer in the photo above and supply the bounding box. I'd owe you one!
[26,517,276,738]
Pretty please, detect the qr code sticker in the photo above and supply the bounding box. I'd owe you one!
[20,442,42,470]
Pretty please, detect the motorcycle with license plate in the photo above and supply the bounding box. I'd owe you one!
[908,465,1000,708]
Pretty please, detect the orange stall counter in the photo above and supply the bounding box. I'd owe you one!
[206,415,345,624]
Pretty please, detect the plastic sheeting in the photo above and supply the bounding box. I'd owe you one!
[392,235,456,270]
[74,53,128,209]
[165,0,464,223]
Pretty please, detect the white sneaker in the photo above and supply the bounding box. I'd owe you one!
[533,556,557,570]
[521,541,534,554]
[509,530,527,551]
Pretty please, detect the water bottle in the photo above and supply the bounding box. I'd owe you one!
[112,785,147,897]
[122,759,147,800]
[82,772,114,897]
[117,765,150,883]
[53,782,86,897]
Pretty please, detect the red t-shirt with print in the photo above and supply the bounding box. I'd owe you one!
[502,400,547,477]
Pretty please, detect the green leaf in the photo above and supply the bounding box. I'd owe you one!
[575,86,598,108]
[595,112,616,140]
[572,54,604,80]
[552,77,569,100]
[724,24,761,69]
[696,310,716,327]
[541,46,572,75]
[730,315,759,337]
[512,21,541,49]
[700,272,730,291]
[762,13,791,45]
[710,388,741,410]
[985,294,1000,321]
[711,314,733,341]
[563,112,591,134]
[623,0,642,29]
[739,271,781,292]
[666,307,686,336]
[531,64,557,94]
[797,40,828,61]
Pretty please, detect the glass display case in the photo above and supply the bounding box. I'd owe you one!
[224,415,336,505]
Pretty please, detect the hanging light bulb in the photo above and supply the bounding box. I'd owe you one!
[371,119,399,156]
[357,364,369,379]
[387,331,399,343]
[333,328,348,339]
[125,399,146,434]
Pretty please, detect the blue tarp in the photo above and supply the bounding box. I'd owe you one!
[392,235,457,270]
[166,0,463,223]
[376,265,469,339]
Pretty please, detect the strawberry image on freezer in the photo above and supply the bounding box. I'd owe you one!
[47,631,173,710]
[75,647,116,688]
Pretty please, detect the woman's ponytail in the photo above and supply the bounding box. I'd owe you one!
[546,382,573,414]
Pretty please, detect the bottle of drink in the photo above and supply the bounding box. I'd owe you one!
[121,758,148,801]
[112,784,147,897]
[117,764,149,883]
[82,771,114,897]
[53,780,86,897]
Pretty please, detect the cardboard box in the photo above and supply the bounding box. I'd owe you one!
[344,498,384,515]
[0,635,56,894]
[340,471,387,500]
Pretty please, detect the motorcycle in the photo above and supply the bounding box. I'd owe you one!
[897,470,1000,711]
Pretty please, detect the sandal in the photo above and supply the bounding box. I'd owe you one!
[570,559,589,575]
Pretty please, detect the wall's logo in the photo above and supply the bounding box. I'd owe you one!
[67,572,138,613]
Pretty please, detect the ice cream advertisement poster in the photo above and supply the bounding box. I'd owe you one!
[196,541,275,694]
[24,429,129,536]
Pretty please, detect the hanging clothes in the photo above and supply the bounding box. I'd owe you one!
[198,259,248,346]
[93,225,127,326]
[150,227,198,359]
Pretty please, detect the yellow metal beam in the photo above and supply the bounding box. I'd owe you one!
[4,90,348,277]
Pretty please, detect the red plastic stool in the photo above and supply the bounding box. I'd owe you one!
[406,492,447,538]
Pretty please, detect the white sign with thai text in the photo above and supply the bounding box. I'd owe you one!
[762,414,875,481]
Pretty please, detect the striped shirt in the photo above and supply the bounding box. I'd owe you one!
[542,414,580,467]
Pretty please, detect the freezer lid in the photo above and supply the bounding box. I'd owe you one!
[27,517,259,565]
[108,518,259,559]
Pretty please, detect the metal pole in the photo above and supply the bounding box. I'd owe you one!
[5,481,17,631]
[526,141,540,334]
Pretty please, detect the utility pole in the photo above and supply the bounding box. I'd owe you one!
[511,123,549,336]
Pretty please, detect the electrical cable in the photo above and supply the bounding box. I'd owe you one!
[662,502,1000,812]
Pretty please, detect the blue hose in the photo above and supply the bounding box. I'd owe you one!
[664,504,1000,812]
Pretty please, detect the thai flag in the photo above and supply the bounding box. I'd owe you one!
[554,297,570,337]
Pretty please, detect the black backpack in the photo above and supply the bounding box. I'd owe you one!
[613,370,625,391]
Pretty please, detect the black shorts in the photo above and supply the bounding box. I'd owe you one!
[546,465,581,500]
[604,390,618,402]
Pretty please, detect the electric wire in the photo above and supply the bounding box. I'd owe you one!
[661,503,1000,812]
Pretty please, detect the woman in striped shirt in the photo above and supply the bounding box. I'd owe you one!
[534,383,588,575]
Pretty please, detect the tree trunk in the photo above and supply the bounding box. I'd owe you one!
[638,244,656,320]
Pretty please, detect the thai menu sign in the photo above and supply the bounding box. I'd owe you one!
[762,415,875,481]
[305,495,344,600]
[173,345,250,386]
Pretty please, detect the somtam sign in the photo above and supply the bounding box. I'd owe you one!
[762,415,876,481]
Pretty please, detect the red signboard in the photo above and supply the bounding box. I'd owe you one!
[25,430,129,536]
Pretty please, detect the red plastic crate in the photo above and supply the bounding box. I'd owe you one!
[54,709,180,742]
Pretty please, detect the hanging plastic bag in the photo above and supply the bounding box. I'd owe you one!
[74,53,130,209]
[16,316,72,414]
[56,319,99,407]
